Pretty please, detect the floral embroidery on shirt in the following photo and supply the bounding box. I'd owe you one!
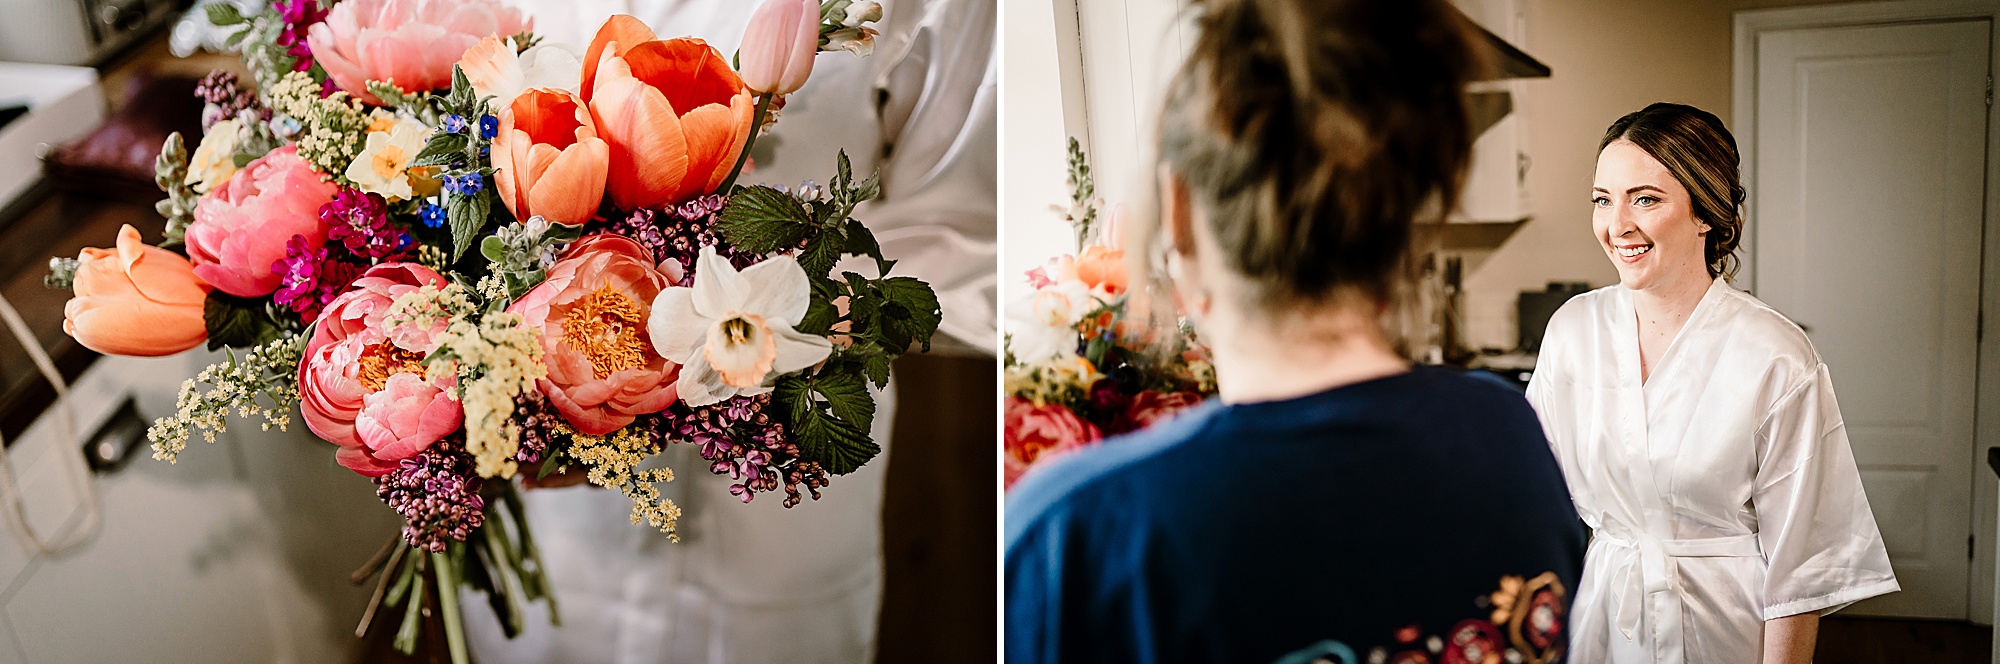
[1278,573,1568,664]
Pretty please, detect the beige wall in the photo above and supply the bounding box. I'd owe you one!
[1464,0,1831,349]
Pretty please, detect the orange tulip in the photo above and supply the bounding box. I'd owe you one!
[64,224,212,357]
[582,16,755,210]
[493,88,609,226]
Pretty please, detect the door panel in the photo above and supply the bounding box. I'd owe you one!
[1752,19,1990,619]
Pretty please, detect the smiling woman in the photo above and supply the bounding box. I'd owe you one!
[1527,102,1898,664]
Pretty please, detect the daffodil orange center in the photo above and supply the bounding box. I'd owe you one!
[372,144,408,179]
[357,342,426,391]
[562,285,652,378]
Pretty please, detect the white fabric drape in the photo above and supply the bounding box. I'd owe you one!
[463,0,993,661]
[1526,278,1897,664]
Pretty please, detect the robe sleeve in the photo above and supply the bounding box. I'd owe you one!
[1751,364,1900,619]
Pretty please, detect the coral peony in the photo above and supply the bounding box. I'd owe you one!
[63,224,211,357]
[738,0,819,95]
[306,0,532,106]
[582,15,755,210]
[299,263,461,476]
[1003,397,1100,490]
[186,146,338,297]
[508,234,684,435]
[493,88,609,226]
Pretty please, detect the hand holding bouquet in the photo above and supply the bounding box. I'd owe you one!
[45,0,933,658]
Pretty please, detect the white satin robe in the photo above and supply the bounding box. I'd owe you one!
[1525,279,1897,664]
[461,0,995,661]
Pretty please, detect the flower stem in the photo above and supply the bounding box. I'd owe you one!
[434,548,469,664]
[718,93,775,193]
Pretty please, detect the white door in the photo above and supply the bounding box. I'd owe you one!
[1748,19,1990,619]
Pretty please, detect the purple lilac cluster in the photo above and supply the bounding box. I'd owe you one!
[322,189,412,261]
[511,392,566,467]
[376,435,486,552]
[656,395,829,507]
[272,0,328,72]
[597,196,760,283]
[271,235,364,323]
[193,71,261,130]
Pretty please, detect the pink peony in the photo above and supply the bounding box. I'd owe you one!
[1004,397,1101,491]
[186,146,338,297]
[509,234,684,435]
[1117,391,1205,433]
[298,263,461,476]
[306,0,532,106]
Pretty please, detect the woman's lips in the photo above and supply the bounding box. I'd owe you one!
[1615,243,1652,263]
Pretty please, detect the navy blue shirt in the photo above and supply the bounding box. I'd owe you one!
[1005,367,1585,664]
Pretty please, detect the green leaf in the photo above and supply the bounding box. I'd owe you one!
[205,2,244,26]
[813,370,874,429]
[795,297,837,336]
[863,349,893,387]
[876,276,942,353]
[797,235,842,278]
[413,133,470,168]
[842,219,881,261]
[790,403,879,475]
[447,188,490,260]
[203,293,271,350]
[716,186,813,253]
[480,234,507,262]
[222,27,251,49]
[447,65,476,112]
[773,371,882,475]
[854,169,881,204]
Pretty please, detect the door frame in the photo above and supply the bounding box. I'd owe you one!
[1734,0,2000,625]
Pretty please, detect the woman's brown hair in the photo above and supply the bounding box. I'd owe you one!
[1137,0,1484,309]
[1599,102,1745,280]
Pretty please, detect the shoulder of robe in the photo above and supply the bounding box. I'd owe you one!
[1713,286,1823,383]
[1544,285,1622,336]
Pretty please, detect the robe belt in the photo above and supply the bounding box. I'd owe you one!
[1592,530,1762,663]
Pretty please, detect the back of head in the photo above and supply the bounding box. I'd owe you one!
[1152,0,1483,308]
[1599,102,1745,280]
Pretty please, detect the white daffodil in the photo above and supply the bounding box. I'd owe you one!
[458,35,582,108]
[1004,280,1091,364]
[649,246,833,407]
[345,117,431,200]
[185,118,242,193]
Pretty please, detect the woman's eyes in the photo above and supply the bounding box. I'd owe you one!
[1591,195,1661,207]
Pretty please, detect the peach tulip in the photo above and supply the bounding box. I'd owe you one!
[493,88,608,226]
[63,224,211,357]
[738,0,819,95]
[306,0,532,106]
[582,16,755,210]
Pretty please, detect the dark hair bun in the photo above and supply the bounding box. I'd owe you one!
[1157,0,1483,305]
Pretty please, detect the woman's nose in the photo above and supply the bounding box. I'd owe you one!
[1608,204,1639,237]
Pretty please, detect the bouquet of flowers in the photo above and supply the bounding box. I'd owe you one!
[1001,139,1213,490]
[45,0,935,659]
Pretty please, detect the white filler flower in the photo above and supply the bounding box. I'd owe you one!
[649,246,832,407]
